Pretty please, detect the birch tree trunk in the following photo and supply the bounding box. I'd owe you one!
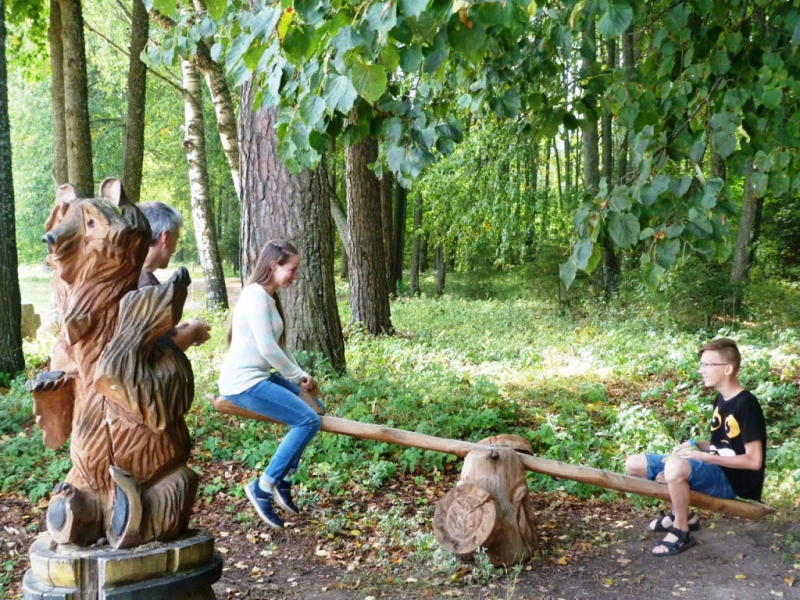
[61,0,94,196]
[180,58,228,309]
[150,6,241,201]
[239,81,345,372]
[122,0,148,204]
[0,0,23,374]
[345,133,392,334]
[49,0,68,185]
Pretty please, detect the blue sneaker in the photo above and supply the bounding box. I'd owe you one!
[244,480,283,529]
[274,480,300,515]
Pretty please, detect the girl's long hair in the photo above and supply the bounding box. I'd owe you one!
[227,239,298,348]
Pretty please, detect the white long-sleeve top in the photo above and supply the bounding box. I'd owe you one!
[218,284,309,396]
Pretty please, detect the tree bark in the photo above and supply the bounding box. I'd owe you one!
[419,233,428,272]
[731,158,762,285]
[618,27,635,182]
[380,173,394,294]
[0,0,24,374]
[409,194,422,295]
[602,37,621,297]
[239,81,345,372]
[345,133,392,334]
[60,0,94,196]
[208,396,776,522]
[435,246,446,295]
[49,0,68,185]
[180,58,228,309]
[392,181,407,287]
[122,0,148,204]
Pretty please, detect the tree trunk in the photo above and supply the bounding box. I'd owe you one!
[380,173,394,294]
[208,396,776,522]
[419,233,429,272]
[731,158,762,285]
[324,140,350,280]
[409,194,422,295]
[552,138,562,209]
[345,133,392,334]
[435,246,446,295]
[49,0,68,185]
[392,181,407,287]
[603,39,615,185]
[618,27,634,182]
[180,58,228,309]
[434,436,538,566]
[0,0,24,375]
[60,0,94,196]
[582,25,600,198]
[239,81,345,372]
[122,0,148,205]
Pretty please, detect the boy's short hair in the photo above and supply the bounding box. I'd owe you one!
[138,202,183,244]
[698,338,741,374]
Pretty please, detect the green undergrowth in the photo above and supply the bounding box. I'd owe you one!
[3,265,800,583]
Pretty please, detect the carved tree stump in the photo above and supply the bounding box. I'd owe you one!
[434,435,538,566]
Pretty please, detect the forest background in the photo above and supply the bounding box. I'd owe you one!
[1,0,800,597]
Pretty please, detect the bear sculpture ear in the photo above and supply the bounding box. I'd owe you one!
[99,177,129,207]
[55,183,85,205]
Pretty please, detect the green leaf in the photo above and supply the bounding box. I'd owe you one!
[206,0,226,21]
[597,0,633,38]
[209,43,223,63]
[295,0,327,26]
[366,2,397,40]
[665,223,684,238]
[608,212,639,249]
[573,238,594,270]
[300,94,327,127]
[283,27,314,66]
[712,130,737,159]
[701,177,724,209]
[655,238,680,268]
[400,0,429,18]
[641,174,669,206]
[152,0,177,13]
[761,88,782,110]
[447,14,487,62]
[669,175,692,199]
[710,50,731,75]
[226,33,255,71]
[251,7,281,40]
[690,141,705,163]
[381,45,400,74]
[752,172,769,196]
[350,61,387,104]
[560,258,577,288]
[399,46,423,72]
[323,73,358,113]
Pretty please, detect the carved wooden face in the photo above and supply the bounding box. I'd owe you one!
[43,181,150,286]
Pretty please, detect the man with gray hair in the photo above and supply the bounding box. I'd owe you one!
[138,202,211,350]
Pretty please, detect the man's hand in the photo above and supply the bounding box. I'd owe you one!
[172,318,211,351]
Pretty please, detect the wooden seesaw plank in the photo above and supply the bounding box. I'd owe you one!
[206,395,776,521]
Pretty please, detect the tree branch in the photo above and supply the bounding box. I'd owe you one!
[84,19,183,93]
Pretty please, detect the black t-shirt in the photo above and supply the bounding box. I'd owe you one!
[709,390,767,501]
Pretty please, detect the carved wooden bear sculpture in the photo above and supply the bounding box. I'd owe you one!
[27,178,198,549]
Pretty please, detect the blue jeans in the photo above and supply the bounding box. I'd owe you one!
[645,453,737,499]
[227,374,321,485]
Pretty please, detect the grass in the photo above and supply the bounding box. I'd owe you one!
[3,260,800,589]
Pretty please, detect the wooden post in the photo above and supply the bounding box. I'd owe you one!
[434,435,538,566]
[207,396,776,521]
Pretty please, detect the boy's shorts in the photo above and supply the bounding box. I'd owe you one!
[645,453,737,499]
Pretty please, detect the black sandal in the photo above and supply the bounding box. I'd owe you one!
[648,510,700,532]
[652,526,697,556]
